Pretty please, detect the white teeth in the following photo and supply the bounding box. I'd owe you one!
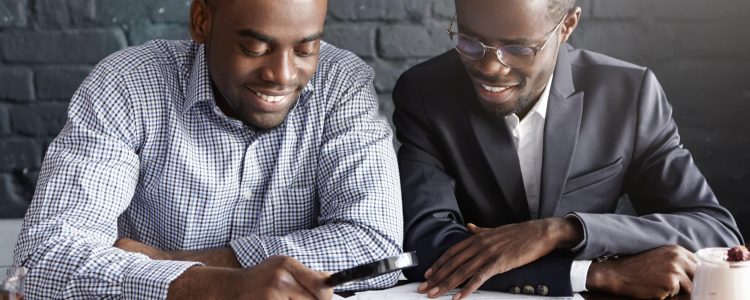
[481,84,511,93]
[254,91,286,103]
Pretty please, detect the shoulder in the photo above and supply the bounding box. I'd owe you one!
[566,46,651,87]
[399,50,463,83]
[95,39,195,76]
[315,42,375,83]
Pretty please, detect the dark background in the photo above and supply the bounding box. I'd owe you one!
[0,0,748,240]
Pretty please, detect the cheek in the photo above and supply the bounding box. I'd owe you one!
[295,59,318,84]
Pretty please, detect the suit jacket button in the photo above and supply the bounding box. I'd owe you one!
[509,286,521,294]
[522,285,535,295]
[537,285,549,296]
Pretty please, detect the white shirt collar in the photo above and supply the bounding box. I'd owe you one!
[505,74,554,129]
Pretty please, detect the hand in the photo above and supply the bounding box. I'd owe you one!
[418,218,582,299]
[587,245,697,299]
[168,255,333,300]
[114,237,241,267]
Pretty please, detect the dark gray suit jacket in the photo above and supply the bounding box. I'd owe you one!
[393,44,743,296]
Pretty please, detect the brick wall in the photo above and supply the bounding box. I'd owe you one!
[1,0,749,239]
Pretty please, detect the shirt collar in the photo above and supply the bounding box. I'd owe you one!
[182,42,316,113]
[504,73,554,130]
[530,73,553,120]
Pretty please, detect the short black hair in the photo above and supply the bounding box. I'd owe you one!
[547,0,576,22]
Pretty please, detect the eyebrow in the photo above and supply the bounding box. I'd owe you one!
[235,29,324,44]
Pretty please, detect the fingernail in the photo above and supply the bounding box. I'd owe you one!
[452,293,462,300]
[418,282,428,292]
[425,268,433,277]
[428,287,439,297]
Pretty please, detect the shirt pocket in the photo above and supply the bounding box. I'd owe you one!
[562,157,624,196]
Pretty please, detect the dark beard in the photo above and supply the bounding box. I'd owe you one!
[478,91,534,118]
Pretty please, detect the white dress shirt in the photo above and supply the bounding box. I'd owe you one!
[504,75,591,292]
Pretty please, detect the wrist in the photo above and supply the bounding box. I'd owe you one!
[167,266,236,300]
[548,217,583,249]
[586,259,623,294]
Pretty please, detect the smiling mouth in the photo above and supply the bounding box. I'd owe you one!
[480,83,516,93]
[252,90,289,103]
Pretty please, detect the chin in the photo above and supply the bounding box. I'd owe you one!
[243,111,290,130]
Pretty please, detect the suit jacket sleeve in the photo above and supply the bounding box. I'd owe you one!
[393,71,574,296]
[572,69,743,259]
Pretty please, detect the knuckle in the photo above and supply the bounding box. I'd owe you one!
[455,264,472,276]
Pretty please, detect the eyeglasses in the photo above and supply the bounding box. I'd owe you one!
[446,12,567,68]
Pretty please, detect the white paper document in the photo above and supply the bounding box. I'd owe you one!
[348,282,584,300]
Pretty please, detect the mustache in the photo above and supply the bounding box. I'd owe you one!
[467,69,524,87]
[245,83,300,92]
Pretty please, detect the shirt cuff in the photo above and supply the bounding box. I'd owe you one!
[230,234,269,268]
[122,259,202,300]
[570,260,592,293]
[565,213,588,252]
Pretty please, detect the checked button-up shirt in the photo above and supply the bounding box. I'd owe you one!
[14,40,403,299]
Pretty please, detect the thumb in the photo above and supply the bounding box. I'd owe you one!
[289,261,333,300]
[467,223,487,233]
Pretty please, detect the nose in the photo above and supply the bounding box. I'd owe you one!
[261,50,296,86]
[473,50,512,79]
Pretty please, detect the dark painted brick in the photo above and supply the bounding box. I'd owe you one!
[93,0,151,25]
[378,24,453,59]
[592,0,750,20]
[34,0,70,27]
[0,29,127,64]
[371,59,414,93]
[70,0,96,25]
[572,20,676,66]
[11,104,69,137]
[0,0,27,28]
[35,66,92,100]
[574,19,750,66]
[150,0,191,23]
[129,22,189,46]
[404,0,453,21]
[325,25,376,59]
[0,105,10,135]
[0,138,41,170]
[0,173,32,218]
[329,0,406,21]
[432,0,454,19]
[0,68,34,101]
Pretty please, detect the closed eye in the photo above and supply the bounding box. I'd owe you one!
[239,44,269,57]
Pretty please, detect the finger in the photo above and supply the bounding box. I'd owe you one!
[286,260,333,300]
[466,223,484,234]
[456,264,494,300]
[428,235,482,277]
[678,267,692,295]
[429,253,490,298]
[426,242,482,291]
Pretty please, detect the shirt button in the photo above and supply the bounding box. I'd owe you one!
[243,190,253,200]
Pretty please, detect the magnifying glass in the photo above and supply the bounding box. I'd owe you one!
[325,252,418,287]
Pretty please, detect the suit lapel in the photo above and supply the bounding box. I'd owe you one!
[539,45,584,218]
[458,65,530,221]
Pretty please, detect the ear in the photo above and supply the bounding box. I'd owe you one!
[190,0,212,44]
[560,6,581,43]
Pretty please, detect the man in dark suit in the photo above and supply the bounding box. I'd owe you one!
[393,0,743,299]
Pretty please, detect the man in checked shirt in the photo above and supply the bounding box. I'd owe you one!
[13,0,402,299]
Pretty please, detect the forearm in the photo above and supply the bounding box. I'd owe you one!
[20,233,198,299]
[167,266,236,300]
[230,222,401,290]
[571,211,741,259]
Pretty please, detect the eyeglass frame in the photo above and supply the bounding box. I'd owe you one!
[446,10,569,68]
